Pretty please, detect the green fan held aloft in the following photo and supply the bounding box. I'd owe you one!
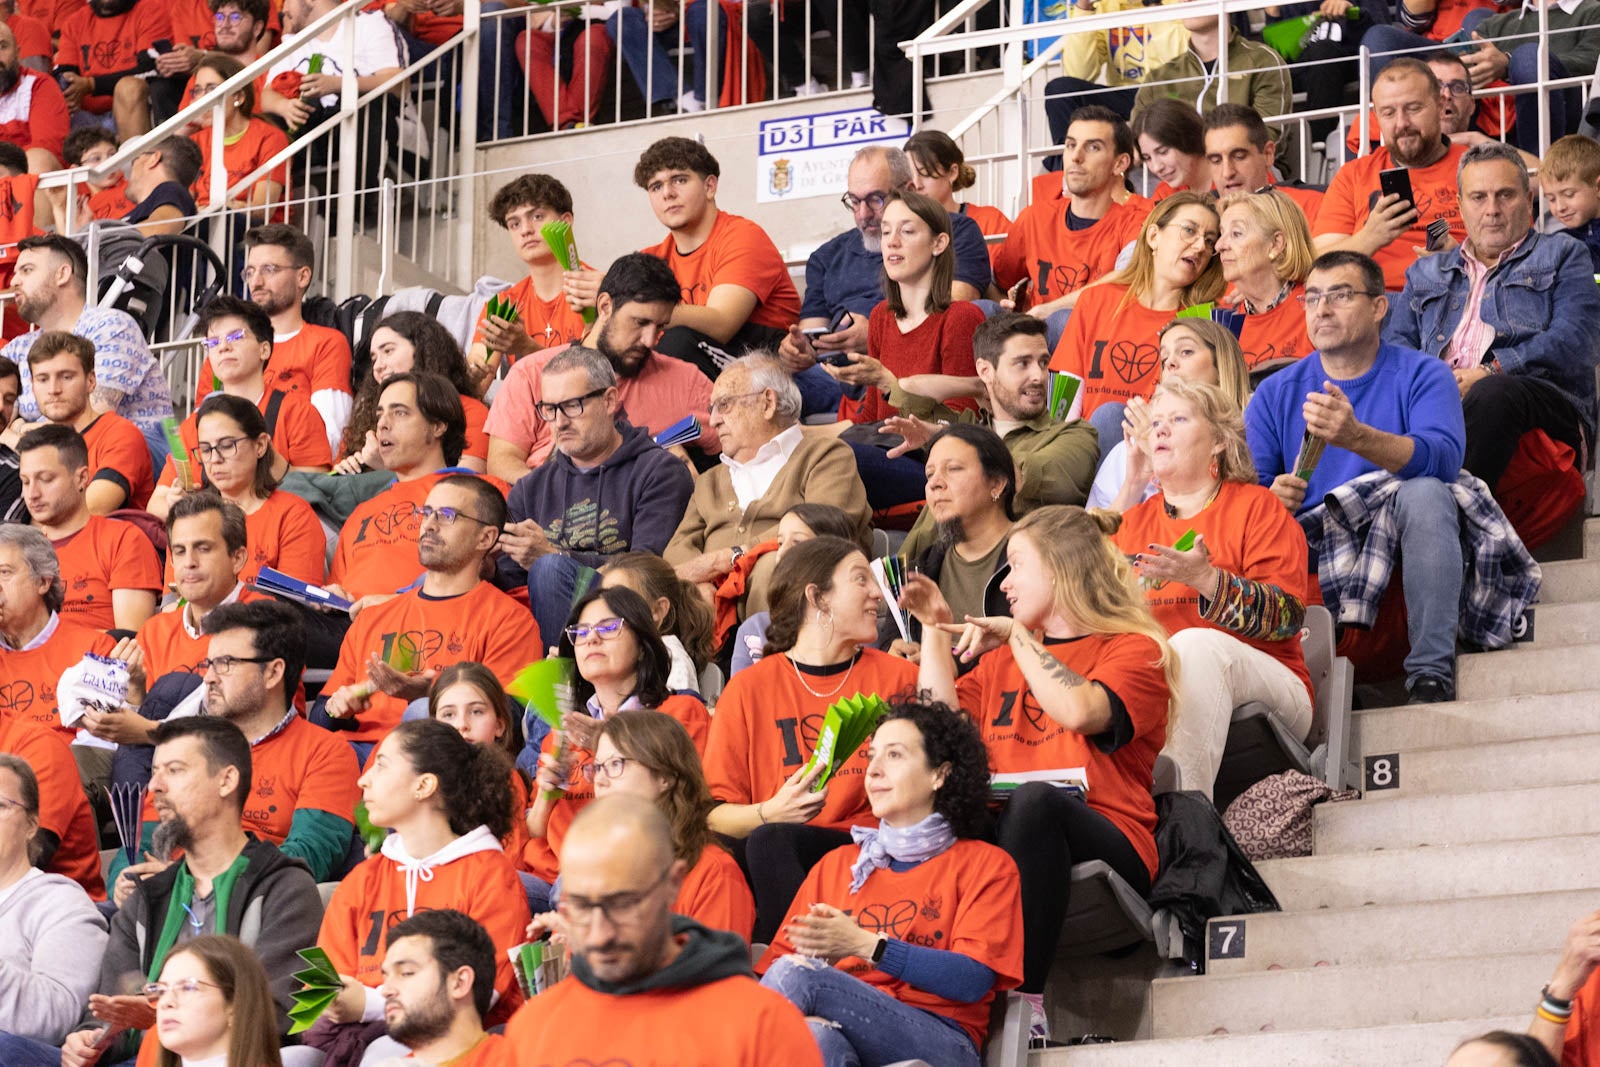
[540,220,598,325]
[508,658,578,802]
[352,800,385,854]
[802,693,889,793]
[482,293,522,364]
[287,946,342,1034]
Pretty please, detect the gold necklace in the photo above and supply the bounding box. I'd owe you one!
[786,651,859,700]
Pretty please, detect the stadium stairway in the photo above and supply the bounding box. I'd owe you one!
[1034,520,1600,1065]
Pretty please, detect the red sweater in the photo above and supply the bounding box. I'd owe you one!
[843,300,985,424]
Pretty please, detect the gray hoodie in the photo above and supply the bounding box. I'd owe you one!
[0,868,109,1043]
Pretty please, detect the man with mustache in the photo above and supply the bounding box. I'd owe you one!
[373,910,507,1066]
[0,22,65,171]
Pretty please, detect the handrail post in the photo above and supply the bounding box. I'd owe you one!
[379,177,396,295]
[208,99,229,268]
[705,0,719,111]
[1357,45,1371,157]
[1216,3,1229,104]
[459,0,481,290]
[1538,0,1551,158]
[912,39,925,127]
[335,19,358,300]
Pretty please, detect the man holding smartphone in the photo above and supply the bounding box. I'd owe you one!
[1313,58,1470,290]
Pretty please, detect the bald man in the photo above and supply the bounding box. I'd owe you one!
[503,796,820,1066]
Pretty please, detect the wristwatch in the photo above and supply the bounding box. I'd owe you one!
[729,544,746,568]
[870,935,888,964]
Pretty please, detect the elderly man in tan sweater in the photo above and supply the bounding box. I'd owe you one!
[665,353,870,614]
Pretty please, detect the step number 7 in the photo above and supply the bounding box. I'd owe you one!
[1209,921,1245,960]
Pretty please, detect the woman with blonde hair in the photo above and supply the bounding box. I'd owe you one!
[905,505,1175,1035]
[136,935,281,1067]
[1090,317,1250,511]
[1051,191,1226,450]
[1110,376,1312,801]
[1216,189,1316,368]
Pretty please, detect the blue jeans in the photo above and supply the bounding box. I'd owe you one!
[1089,401,1127,459]
[681,0,730,105]
[140,420,170,477]
[607,6,694,105]
[795,363,846,418]
[761,956,981,1067]
[518,871,554,915]
[848,440,928,510]
[1363,9,1494,76]
[0,1031,66,1065]
[400,2,524,140]
[526,552,598,653]
[1392,476,1464,690]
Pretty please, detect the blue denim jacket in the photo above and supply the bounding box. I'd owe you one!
[1385,229,1600,425]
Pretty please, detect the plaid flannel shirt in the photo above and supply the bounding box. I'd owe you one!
[1298,470,1541,650]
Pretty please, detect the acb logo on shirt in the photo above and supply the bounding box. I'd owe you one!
[847,893,946,944]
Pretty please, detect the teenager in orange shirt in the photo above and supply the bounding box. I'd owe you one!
[704,536,918,943]
[1051,191,1225,449]
[590,708,755,942]
[1133,98,1211,202]
[759,703,1024,1066]
[339,312,489,474]
[0,709,105,898]
[524,587,710,908]
[504,795,820,1067]
[910,505,1174,1037]
[186,54,289,219]
[319,720,530,1037]
[429,663,528,869]
[1216,189,1315,368]
[635,136,802,381]
[372,910,509,1067]
[18,424,160,632]
[905,129,1013,270]
[468,174,594,373]
[321,474,537,749]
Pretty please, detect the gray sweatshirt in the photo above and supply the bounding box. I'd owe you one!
[0,868,109,1043]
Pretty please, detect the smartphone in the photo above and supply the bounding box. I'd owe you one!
[1426,218,1451,252]
[1007,276,1031,305]
[802,308,854,341]
[820,352,855,368]
[1379,167,1414,208]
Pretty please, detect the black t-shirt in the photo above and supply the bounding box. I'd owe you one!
[124,181,197,226]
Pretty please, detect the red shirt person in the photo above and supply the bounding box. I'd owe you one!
[0,24,68,169]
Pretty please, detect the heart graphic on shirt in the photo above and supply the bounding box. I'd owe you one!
[1108,342,1160,385]
[1050,262,1093,296]
[856,899,919,938]
[1020,692,1050,733]
[0,681,36,716]
[1244,342,1278,368]
[372,503,420,538]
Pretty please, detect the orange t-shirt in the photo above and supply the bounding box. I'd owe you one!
[1314,141,1469,291]
[169,0,217,47]
[1049,283,1175,415]
[0,616,117,742]
[190,118,290,212]
[1566,968,1600,1066]
[956,632,1170,878]
[0,173,39,272]
[55,1,171,114]
[1270,183,1324,229]
[677,843,755,942]
[640,210,802,332]
[462,394,489,463]
[195,323,353,406]
[324,580,540,743]
[329,471,508,600]
[758,839,1024,1050]
[241,489,327,586]
[520,692,710,883]
[5,13,51,63]
[86,177,135,221]
[993,194,1155,306]
[469,274,589,355]
[320,844,531,1026]
[1029,171,1065,206]
[83,410,155,510]
[1113,480,1312,697]
[1225,284,1313,368]
[961,201,1012,269]
[52,514,162,631]
[134,584,270,682]
[157,387,331,489]
[703,650,918,833]
[0,711,105,898]
[503,969,821,1067]
[240,714,360,843]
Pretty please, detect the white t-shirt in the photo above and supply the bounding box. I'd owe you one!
[267,11,404,108]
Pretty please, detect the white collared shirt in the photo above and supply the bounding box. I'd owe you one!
[721,423,803,511]
[182,583,246,640]
[0,612,58,652]
[1522,0,1583,16]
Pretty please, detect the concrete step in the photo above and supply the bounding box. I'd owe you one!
[1353,691,1600,753]
[1506,600,1600,650]
[1458,642,1600,701]
[1535,559,1600,603]
[1203,889,1590,976]
[1340,732,1600,801]
[1257,833,1600,911]
[1314,781,1600,851]
[1149,952,1554,1039]
[1033,1016,1526,1067]
[1583,517,1600,559]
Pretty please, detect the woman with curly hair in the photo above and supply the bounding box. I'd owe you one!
[757,699,1023,1067]
[336,312,490,473]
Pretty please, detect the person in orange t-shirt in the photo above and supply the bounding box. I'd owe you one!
[54,0,172,138]
[1529,908,1600,1064]
[428,663,530,862]
[758,705,1023,1065]
[0,709,106,898]
[320,721,531,1033]
[504,795,821,1067]
[1313,60,1469,292]
[372,909,511,1067]
[1112,378,1313,801]
[321,474,538,747]
[909,506,1173,1017]
[704,537,918,943]
[0,61,68,171]
[1216,189,1316,369]
[1051,192,1225,447]
[468,174,595,373]
[186,56,289,218]
[635,137,802,381]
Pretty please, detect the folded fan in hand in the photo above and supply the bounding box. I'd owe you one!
[1048,371,1084,422]
[287,947,342,1034]
[508,659,578,800]
[108,783,144,867]
[510,940,567,998]
[802,693,889,793]
[540,220,598,324]
[162,418,196,491]
[1294,429,1328,482]
[869,556,917,644]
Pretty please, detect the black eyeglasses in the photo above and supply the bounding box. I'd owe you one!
[198,655,274,676]
[193,435,251,461]
[413,504,497,528]
[841,190,891,212]
[1298,287,1383,309]
[533,387,607,423]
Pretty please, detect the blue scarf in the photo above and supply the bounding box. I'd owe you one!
[848,812,956,894]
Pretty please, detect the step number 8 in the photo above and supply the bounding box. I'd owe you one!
[1365,753,1399,791]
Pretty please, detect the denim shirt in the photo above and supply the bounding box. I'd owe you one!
[1385,228,1600,424]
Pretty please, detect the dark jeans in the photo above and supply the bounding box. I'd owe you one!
[736,822,853,943]
[870,0,937,118]
[848,439,927,510]
[995,782,1151,993]
[1462,372,1587,486]
[1043,76,1137,170]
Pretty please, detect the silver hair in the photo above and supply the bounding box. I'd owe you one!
[854,145,915,191]
[0,525,62,614]
[732,352,802,426]
[543,345,618,392]
[1458,140,1530,195]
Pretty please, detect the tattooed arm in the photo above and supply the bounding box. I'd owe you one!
[1007,626,1114,735]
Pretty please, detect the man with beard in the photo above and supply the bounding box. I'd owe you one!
[486,252,717,479]
[498,346,694,648]
[504,796,818,1066]
[994,107,1156,348]
[1314,59,1471,292]
[193,224,354,450]
[373,910,506,1066]
[0,235,174,465]
[320,473,538,757]
[52,0,173,142]
[0,23,66,171]
[56,715,323,1067]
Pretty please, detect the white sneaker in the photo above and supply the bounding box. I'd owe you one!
[1025,994,1050,1047]
[850,70,870,89]
[677,91,706,113]
[792,78,826,97]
